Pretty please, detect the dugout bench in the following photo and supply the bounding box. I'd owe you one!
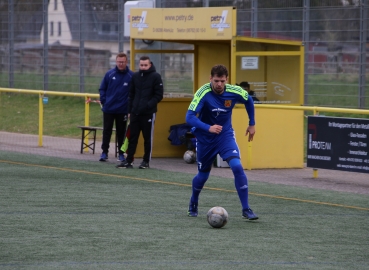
[78,126,118,157]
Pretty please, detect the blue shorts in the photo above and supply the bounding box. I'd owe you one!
[196,129,240,172]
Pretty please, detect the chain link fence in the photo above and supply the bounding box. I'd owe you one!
[0,0,368,108]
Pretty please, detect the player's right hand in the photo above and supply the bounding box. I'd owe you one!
[246,125,255,141]
[209,124,222,134]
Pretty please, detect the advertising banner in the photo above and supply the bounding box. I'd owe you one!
[307,116,369,174]
[130,7,234,40]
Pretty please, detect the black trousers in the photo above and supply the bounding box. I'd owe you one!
[126,113,156,163]
[101,112,127,155]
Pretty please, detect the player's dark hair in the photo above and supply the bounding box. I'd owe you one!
[140,55,151,61]
[211,65,228,77]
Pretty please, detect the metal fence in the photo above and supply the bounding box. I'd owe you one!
[0,0,368,108]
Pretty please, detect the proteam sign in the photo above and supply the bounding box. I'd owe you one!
[307,116,369,174]
[129,7,234,40]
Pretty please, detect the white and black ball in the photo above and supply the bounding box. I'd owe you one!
[207,206,228,228]
[183,150,196,164]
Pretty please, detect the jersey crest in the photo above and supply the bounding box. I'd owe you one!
[224,100,232,107]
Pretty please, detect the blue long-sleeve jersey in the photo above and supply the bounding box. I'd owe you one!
[99,66,133,114]
[186,83,255,143]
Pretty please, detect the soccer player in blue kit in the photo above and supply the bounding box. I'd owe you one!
[186,64,258,220]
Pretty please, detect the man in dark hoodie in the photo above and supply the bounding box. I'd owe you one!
[99,52,133,162]
[116,56,164,169]
[238,81,260,102]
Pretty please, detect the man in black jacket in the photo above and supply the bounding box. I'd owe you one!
[116,56,164,169]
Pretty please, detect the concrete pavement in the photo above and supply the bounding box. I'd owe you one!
[1,131,368,195]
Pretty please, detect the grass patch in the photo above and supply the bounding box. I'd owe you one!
[1,151,369,269]
[0,93,103,138]
[306,74,369,108]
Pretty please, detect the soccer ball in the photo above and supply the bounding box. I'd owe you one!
[207,206,228,228]
[183,150,196,164]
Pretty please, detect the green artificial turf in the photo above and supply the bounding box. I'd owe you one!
[0,151,368,270]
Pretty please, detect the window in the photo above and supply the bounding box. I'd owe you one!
[54,0,57,10]
[58,22,61,36]
[50,21,54,36]
[102,24,110,32]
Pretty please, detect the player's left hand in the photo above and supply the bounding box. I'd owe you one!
[246,125,255,142]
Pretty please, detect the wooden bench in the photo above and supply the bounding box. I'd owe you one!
[77,126,118,157]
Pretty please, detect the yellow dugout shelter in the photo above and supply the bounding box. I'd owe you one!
[129,6,305,169]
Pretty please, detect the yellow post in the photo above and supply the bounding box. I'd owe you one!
[230,37,236,84]
[85,96,90,126]
[194,44,199,91]
[130,39,135,71]
[313,168,318,178]
[299,44,305,105]
[84,96,90,152]
[38,93,44,146]
[312,108,319,177]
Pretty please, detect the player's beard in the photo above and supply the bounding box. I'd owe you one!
[211,85,224,95]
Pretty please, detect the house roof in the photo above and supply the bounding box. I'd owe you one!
[0,0,127,43]
[62,0,126,42]
[0,1,43,42]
